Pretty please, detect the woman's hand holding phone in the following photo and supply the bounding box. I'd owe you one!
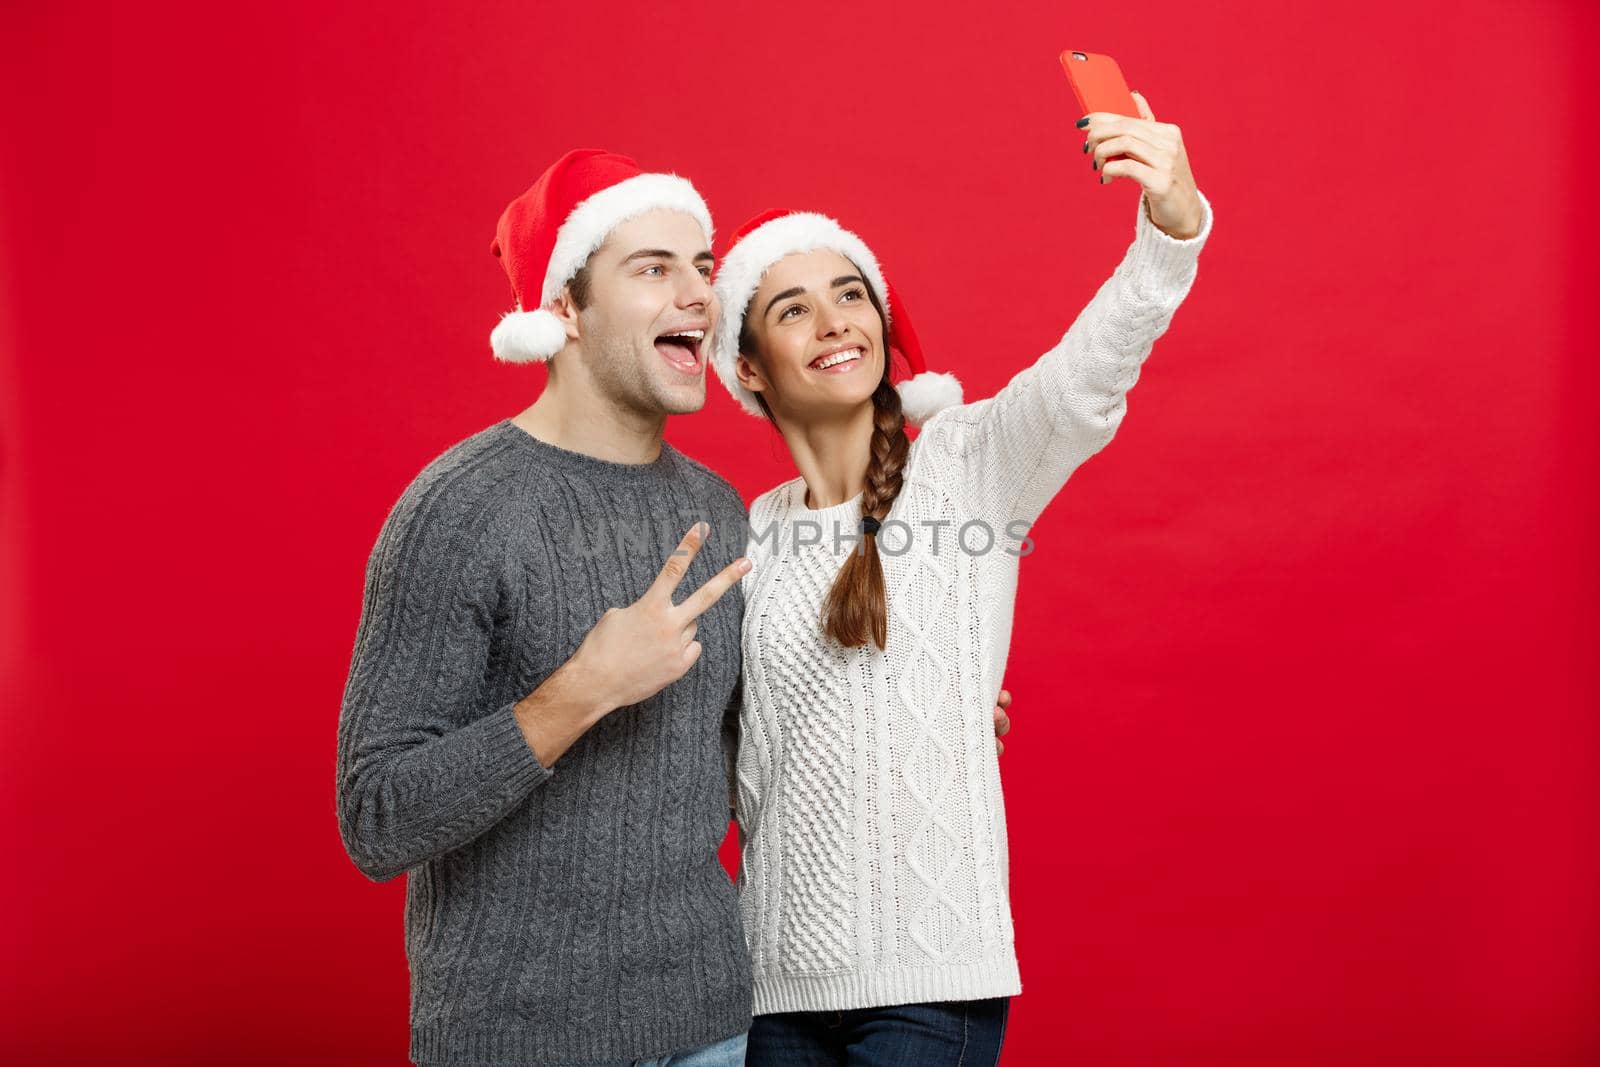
[1079,90,1204,241]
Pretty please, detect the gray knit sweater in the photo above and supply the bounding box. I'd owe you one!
[336,419,752,1066]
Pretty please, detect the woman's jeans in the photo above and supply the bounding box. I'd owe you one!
[746,998,1010,1066]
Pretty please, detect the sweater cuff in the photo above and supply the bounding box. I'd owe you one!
[1129,186,1212,279]
[479,701,556,794]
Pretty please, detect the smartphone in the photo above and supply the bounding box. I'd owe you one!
[1059,50,1138,163]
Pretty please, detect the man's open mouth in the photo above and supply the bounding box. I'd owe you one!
[655,328,705,375]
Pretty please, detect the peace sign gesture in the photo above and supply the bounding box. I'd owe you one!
[573,521,752,712]
[1079,90,1205,241]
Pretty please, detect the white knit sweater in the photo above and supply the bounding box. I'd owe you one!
[733,189,1213,1015]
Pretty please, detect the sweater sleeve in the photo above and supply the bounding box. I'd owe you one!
[721,678,741,821]
[923,188,1213,526]
[335,480,553,883]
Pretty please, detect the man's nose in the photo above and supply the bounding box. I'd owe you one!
[677,269,712,308]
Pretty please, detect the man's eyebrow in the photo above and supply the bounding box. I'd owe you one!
[620,248,679,264]
[619,248,715,269]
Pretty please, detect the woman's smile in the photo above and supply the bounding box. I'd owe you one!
[808,344,866,373]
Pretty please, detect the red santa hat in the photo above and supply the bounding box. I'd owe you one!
[709,209,962,426]
[489,148,714,363]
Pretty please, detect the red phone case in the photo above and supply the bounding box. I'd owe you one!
[1059,50,1138,163]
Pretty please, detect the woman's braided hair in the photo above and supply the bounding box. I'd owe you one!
[741,279,909,649]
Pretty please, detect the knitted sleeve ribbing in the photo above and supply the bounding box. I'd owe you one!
[921,189,1213,526]
[335,473,552,883]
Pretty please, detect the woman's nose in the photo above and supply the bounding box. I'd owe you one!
[817,305,850,337]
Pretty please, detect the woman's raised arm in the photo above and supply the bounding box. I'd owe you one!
[920,92,1213,527]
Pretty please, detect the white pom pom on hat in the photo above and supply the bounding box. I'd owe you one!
[709,209,962,426]
[489,149,713,363]
[895,370,965,426]
[488,307,568,362]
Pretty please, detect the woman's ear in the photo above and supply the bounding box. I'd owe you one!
[735,353,769,395]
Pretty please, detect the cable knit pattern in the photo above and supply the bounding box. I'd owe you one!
[734,190,1213,1014]
[336,420,752,1066]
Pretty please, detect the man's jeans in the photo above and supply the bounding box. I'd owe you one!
[554,1029,749,1067]
[746,998,1009,1066]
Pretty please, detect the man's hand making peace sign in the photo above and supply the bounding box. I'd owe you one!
[514,522,750,766]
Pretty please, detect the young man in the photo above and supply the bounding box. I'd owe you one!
[336,148,1014,1067]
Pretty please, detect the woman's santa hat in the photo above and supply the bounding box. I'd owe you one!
[709,209,963,426]
[489,148,713,363]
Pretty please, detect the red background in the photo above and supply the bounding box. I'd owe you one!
[3,2,1598,1064]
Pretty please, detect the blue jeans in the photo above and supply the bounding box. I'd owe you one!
[544,1029,748,1067]
[747,998,1010,1066]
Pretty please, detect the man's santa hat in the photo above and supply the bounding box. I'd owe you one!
[489,148,713,363]
[709,209,963,426]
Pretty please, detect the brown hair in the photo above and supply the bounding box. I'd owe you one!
[566,264,594,310]
[741,282,910,649]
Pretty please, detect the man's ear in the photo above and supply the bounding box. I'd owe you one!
[550,288,583,342]
[735,353,769,395]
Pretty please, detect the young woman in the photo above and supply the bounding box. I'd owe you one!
[710,94,1212,1065]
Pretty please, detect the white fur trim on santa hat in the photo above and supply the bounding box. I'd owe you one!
[490,307,568,363]
[539,173,713,307]
[896,370,964,426]
[710,213,892,418]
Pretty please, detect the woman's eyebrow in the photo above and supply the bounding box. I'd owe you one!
[764,276,867,317]
[763,286,805,316]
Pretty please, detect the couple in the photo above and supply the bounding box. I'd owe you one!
[336,95,1212,1067]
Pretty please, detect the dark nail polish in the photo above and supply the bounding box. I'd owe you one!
[1092,160,1098,170]
[1075,116,1089,128]
[1082,140,1089,153]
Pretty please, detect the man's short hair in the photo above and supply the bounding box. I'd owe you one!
[567,263,594,310]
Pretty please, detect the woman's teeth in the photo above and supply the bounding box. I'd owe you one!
[811,348,862,371]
